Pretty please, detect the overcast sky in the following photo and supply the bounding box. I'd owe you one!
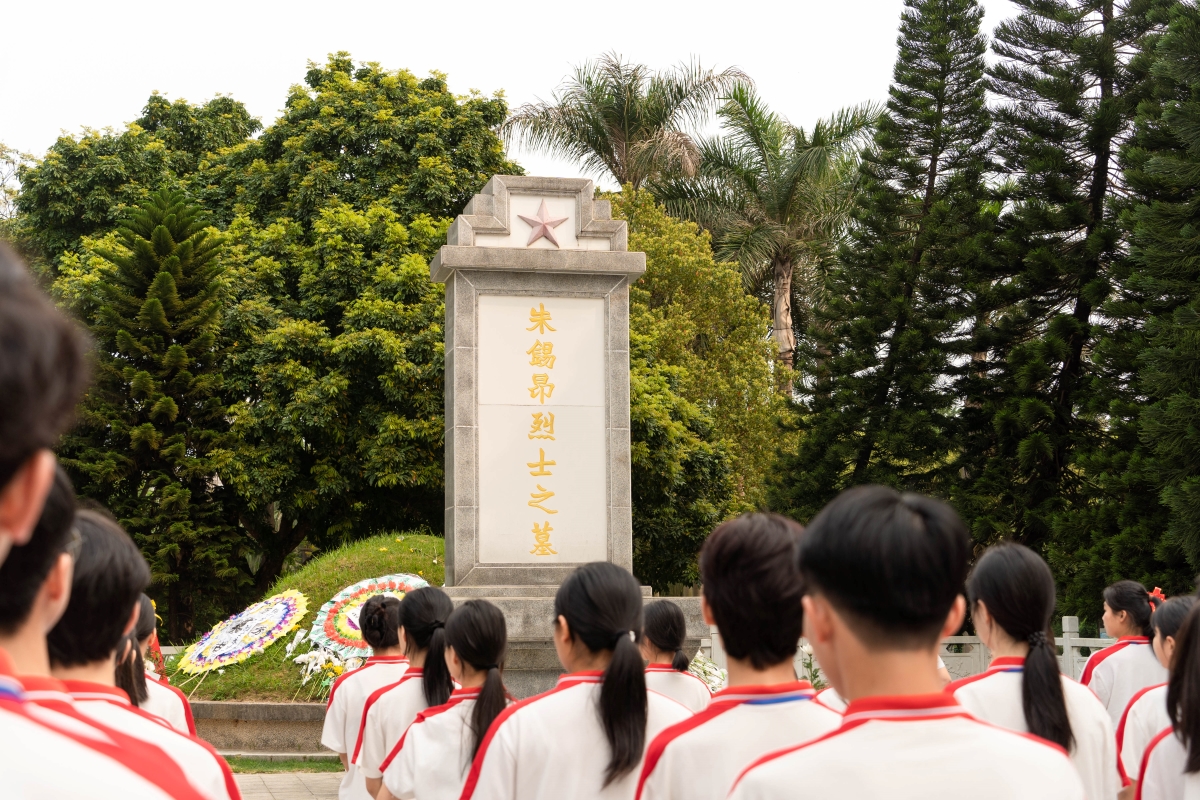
[3,0,1018,191]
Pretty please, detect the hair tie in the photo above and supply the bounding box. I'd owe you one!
[431,620,445,630]
[1028,631,1047,647]
[1149,587,1167,604]
[482,663,499,671]
[613,630,635,646]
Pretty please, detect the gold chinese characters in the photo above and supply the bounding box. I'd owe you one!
[527,303,559,556]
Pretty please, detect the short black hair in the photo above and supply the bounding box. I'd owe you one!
[699,513,805,669]
[0,244,90,488]
[47,509,151,667]
[799,485,970,649]
[0,465,77,633]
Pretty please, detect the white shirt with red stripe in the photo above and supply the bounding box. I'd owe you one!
[460,671,691,800]
[636,680,840,800]
[379,686,482,800]
[1083,637,1167,724]
[643,664,710,714]
[812,687,847,713]
[948,656,1119,800]
[60,680,239,800]
[1120,683,1169,785]
[144,670,196,735]
[1136,726,1200,799]
[729,693,1085,800]
[321,654,408,800]
[353,666,428,780]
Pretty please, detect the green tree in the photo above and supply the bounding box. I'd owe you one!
[505,52,745,190]
[55,189,244,640]
[654,86,876,375]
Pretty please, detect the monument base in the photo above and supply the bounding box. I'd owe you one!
[445,587,713,698]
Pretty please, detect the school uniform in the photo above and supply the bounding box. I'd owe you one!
[60,680,239,800]
[949,656,1120,800]
[379,686,482,800]
[0,654,203,800]
[460,671,692,800]
[1119,684,1169,785]
[1136,727,1200,799]
[636,681,841,800]
[321,654,409,800]
[144,670,197,735]
[1082,637,1167,724]
[643,664,711,713]
[812,687,847,713]
[353,667,427,782]
[728,693,1085,800]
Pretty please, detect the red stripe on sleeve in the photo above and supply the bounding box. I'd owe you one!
[1136,726,1175,800]
[1081,640,1131,686]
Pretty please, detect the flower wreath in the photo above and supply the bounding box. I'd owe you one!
[178,590,308,675]
[308,574,429,660]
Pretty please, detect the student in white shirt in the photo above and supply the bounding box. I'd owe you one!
[637,513,841,800]
[948,543,1120,800]
[1084,580,1168,724]
[462,562,691,800]
[816,655,950,713]
[379,599,510,800]
[729,486,1084,800]
[1136,601,1200,800]
[134,594,197,736]
[322,594,408,800]
[641,599,709,713]
[354,586,454,798]
[1118,596,1195,791]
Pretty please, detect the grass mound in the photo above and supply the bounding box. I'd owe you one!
[170,533,444,701]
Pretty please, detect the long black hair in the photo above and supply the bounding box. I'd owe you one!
[554,562,646,787]
[967,543,1073,752]
[134,594,156,643]
[445,600,508,761]
[115,632,148,706]
[1167,602,1200,773]
[1154,596,1197,648]
[643,601,689,671]
[360,595,401,651]
[1104,580,1162,638]
[400,587,454,707]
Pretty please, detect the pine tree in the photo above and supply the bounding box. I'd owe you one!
[60,189,244,640]
[772,0,991,520]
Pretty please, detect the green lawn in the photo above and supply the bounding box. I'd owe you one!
[225,756,344,774]
[169,533,445,701]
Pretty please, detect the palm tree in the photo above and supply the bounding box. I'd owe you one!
[504,52,748,190]
[654,85,878,378]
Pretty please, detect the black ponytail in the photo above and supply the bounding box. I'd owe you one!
[445,600,508,762]
[1167,602,1200,773]
[967,543,1073,752]
[643,600,689,671]
[1104,580,1160,638]
[134,594,156,643]
[1154,596,1197,644]
[115,632,148,706]
[400,587,454,707]
[554,562,646,787]
[360,595,402,651]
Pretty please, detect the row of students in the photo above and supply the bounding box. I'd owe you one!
[1137,599,1200,799]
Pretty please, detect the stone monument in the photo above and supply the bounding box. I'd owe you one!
[433,176,709,696]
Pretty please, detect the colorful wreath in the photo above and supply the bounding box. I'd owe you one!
[177,590,308,675]
[308,574,429,659]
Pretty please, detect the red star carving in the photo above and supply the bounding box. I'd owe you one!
[518,200,569,247]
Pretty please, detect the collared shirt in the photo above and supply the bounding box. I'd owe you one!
[1119,683,1169,785]
[1136,726,1200,799]
[460,671,691,800]
[949,656,1120,800]
[353,667,427,780]
[643,664,710,714]
[729,693,1085,800]
[59,679,239,800]
[1082,637,1167,724]
[636,680,839,800]
[144,670,196,735]
[813,687,848,713]
[321,654,409,800]
[380,686,483,800]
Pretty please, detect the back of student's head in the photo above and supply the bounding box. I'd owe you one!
[1104,580,1161,638]
[134,594,156,644]
[360,595,401,651]
[47,509,151,667]
[1166,601,1200,773]
[1155,596,1197,646]
[700,513,804,669]
[0,244,90,491]
[445,600,508,762]
[554,562,645,787]
[400,587,454,707]
[0,465,76,633]
[967,543,1073,751]
[643,600,690,671]
[799,485,971,649]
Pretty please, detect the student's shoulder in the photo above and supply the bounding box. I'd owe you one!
[1061,673,1114,719]
[946,668,1003,696]
[648,688,693,720]
[1081,640,1136,683]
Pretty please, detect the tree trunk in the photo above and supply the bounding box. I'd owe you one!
[248,516,310,594]
[773,255,796,387]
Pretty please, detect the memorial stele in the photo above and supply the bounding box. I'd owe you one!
[432,176,707,695]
